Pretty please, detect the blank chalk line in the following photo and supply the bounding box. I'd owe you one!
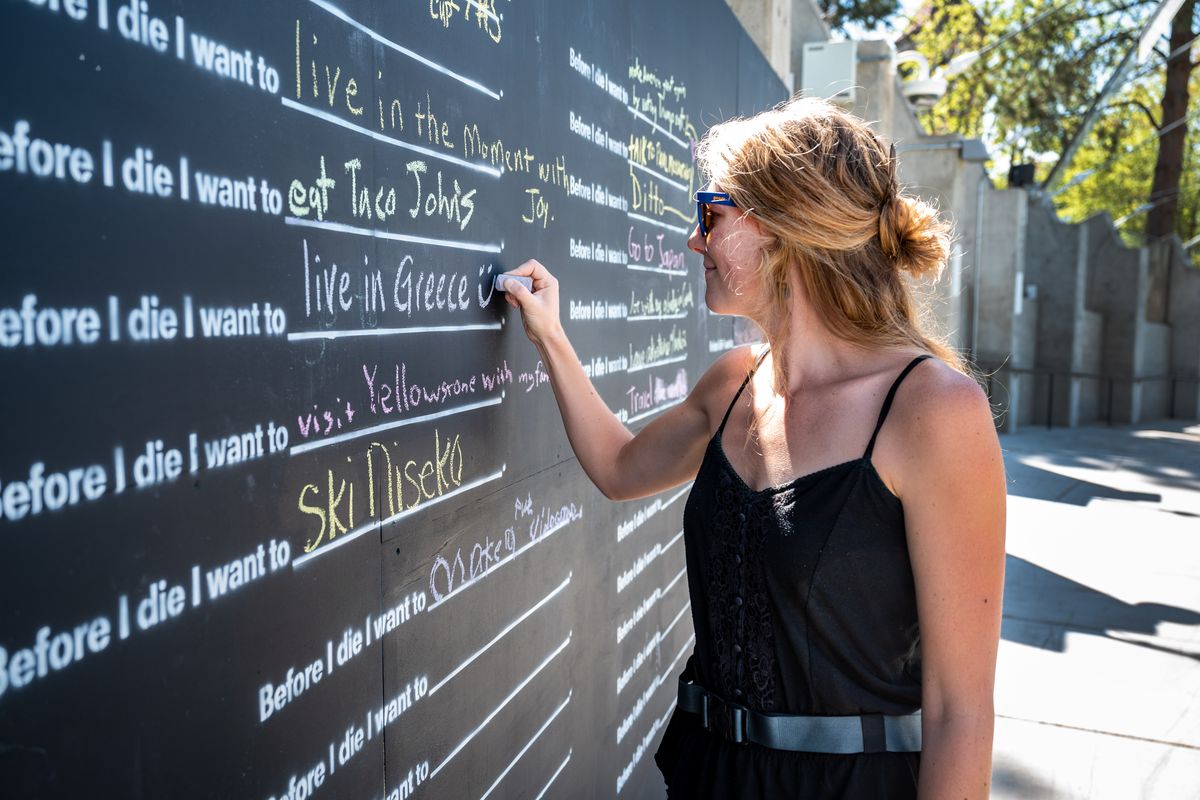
[660,633,694,686]
[287,322,502,341]
[627,311,689,321]
[627,263,688,277]
[304,0,500,99]
[663,483,691,510]
[479,691,572,800]
[627,211,690,236]
[291,467,505,569]
[628,159,688,192]
[664,599,691,638]
[663,528,684,552]
[430,634,572,779]
[627,396,686,424]
[626,353,687,374]
[428,511,581,611]
[657,696,678,728]
[533,749,573,800]
[283,216,503,254]
[281,98,501,177]
[289,394,503,456]
[626,106,688,148]
[429,573,571,696]
[663,563,687,596]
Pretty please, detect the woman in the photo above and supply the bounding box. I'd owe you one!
[502,97,1005,799]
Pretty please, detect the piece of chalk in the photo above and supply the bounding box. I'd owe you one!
[494,275,533,292]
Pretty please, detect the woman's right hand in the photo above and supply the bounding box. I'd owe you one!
[501,259,563,348]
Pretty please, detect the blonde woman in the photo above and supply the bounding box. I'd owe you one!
[502,97,1005,799]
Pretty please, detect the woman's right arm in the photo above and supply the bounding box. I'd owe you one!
[501,259,734,501]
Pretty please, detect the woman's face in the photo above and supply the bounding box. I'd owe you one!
[688,186,771,316]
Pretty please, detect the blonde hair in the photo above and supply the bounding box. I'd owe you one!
[696,96,968,389]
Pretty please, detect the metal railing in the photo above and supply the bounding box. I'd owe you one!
[982,366,1199,429]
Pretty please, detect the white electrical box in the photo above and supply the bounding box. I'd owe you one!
[800,40,857,104]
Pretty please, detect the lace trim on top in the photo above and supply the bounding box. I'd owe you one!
[704,463,780,711]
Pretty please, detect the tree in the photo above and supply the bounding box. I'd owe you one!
[901,1,1200,250]
[819,0,903,32]
[1146,0,1197,239]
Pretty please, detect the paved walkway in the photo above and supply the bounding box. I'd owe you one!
[993,421,1200,799]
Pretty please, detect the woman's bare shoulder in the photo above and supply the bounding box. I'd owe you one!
[885,356,1001,493]
[895,357,992,425]
[689,343,765,431]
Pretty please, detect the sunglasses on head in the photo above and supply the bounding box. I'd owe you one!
[694,190,737,237]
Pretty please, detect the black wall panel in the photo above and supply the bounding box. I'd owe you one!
[0,1,784,797]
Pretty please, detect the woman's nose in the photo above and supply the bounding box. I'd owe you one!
[687,224,706,255]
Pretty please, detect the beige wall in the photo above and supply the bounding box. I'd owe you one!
[725,0,794,86]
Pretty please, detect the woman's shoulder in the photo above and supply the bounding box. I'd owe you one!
[892,355,991,427]
[883,354,1000,492]
[689,343,766,429]
[702,342,766,388]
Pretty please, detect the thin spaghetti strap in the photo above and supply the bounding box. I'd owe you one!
[863,354,933,461]
[717,347,770,434]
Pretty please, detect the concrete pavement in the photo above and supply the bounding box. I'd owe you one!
[993,421,1200,799]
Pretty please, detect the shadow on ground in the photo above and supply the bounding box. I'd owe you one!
[991,754,1064,799]
[1002,422,1200,498]
[1004,462,1162,506]
[1002,555,1200,661]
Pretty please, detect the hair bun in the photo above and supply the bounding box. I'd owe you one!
[878,194,950,278]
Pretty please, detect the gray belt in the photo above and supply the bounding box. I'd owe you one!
[678,677,922,753]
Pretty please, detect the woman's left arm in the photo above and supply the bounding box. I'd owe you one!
[893,370,1007,800]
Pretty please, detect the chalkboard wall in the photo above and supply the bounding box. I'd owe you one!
[0,1,784,797]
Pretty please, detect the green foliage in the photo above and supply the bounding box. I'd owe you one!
[819,0,903,32]
[906,0,1199,249]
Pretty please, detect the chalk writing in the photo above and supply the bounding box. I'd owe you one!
[297,241,498,333]
[517,360,550,393]
[629,326,688,371]
[628,283,694,320]
[626,369,689,421]
[628,132,694,185]
[627,225,688,275]
[296,430,466,555]
[428,0,503,44]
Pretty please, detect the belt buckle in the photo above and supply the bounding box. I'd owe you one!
[703,694,748,745]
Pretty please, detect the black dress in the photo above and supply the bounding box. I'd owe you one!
[655,353,931,798]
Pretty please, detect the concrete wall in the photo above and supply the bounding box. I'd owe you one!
[726,0,795,86]
[1025,195,1086,426]
[1085,214,1151,423]
[1079,311,1104,422]
[789,0,831,62]
[1161,239,1200,419]
[972,190,1031,432]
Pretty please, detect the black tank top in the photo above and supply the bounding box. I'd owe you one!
[682,350,931,715]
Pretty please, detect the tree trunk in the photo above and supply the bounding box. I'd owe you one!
[1145,0,1197,240]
